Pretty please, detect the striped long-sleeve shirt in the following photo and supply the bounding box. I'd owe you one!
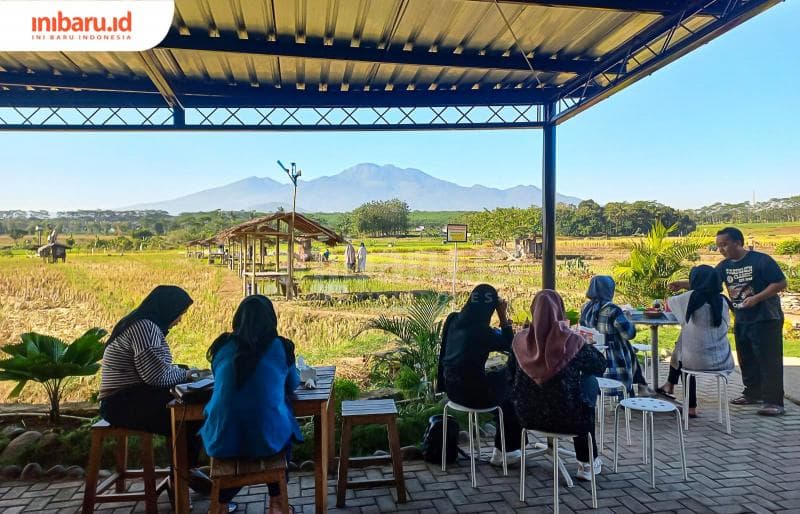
[98,319,188,399]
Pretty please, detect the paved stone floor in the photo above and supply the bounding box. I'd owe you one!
[3,360,800,513]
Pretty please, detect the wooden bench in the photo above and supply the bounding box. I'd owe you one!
[336,400,406,507]
[209,454,289,514]
[82,420,170,514]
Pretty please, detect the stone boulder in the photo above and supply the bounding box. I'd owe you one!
[65,465,85,479]
[400,445,424,461]
[0,465,21,479]
[20,462,42,480]
[0,431,42,463]
[45,465,67,479]
[1,426,25,439]
[38,432,61,452]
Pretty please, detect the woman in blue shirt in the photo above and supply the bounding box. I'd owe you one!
[201,295,302,514]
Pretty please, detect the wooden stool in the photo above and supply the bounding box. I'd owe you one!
[82,420,170,514]
[209,454,289,514]
[337,399,406,507]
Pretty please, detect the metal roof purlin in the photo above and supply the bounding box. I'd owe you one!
[468,0,725,16]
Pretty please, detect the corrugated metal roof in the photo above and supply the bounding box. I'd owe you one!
[0,0,783,119]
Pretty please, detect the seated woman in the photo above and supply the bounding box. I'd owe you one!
[98,286,211,491]
[437,284,523,465]
[201,295,302,514]
[658,265,735,417]
[580,275,652,397]
[512,290,607,480]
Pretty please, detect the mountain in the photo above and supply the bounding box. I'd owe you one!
[125,163,581,213]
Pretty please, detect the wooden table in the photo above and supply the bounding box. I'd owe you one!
[169,366,336,514]
[627,312,679,386]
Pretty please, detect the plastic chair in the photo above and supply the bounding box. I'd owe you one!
[681,369,732,434]
[613,397,687,488]
[519,429,598,513]
[596,377,630,449]
[442,401,507,487]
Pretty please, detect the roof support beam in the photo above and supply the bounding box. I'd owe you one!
[468,0,724,16]
[157,33,593,75]
[138,50,182,109]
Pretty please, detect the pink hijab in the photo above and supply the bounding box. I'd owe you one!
[512,289,585,385]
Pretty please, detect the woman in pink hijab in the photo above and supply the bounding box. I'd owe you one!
[511,290,607,481]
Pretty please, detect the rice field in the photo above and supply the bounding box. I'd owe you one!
[1,233,798,404]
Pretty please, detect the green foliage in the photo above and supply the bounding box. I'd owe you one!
[779,262,800,293]
[0,328,107,423]
[613,221,706,305]
[467,207,541,246]
[395,366,423,398]
[776,238,800,255]
[333,378,360,415]
[565,309,580,326]
[352,199,410,236]
[356,294,450,400]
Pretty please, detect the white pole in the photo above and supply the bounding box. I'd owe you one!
[452,242,458,301]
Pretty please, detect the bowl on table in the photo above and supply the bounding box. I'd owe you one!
[643,308,663,319]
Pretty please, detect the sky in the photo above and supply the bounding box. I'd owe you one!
[1,1,798,212]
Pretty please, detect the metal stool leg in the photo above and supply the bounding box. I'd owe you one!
[552,436,560,514]
[598,389,606,450]
[441,405,449,472]
[649,412,656,488]
[682,371,690,431]
[717,375,723,423]
[642,412,648,464]
[467,410,476,487]
[676,410,688,481]
[473,412,481,466]
[622,388,631,445]
[613,404,620,472]
[497,406,508,476]
[723,376,731,435]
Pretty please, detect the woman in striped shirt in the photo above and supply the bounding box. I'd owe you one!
[98,285,212,493]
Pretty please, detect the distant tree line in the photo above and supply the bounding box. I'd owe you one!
[688,196,800,224]
[350,199,410,236]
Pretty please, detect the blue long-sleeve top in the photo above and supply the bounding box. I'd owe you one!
[200,336,303,458]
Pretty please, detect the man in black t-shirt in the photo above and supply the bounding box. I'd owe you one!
[670,227,787,416]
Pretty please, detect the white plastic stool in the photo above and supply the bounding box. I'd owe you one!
[681,369,732,434]
[519,429,598,513]
[596,377,630,449]
[441,401,507,487]
[632,344,652,380]
[613,397,687,488]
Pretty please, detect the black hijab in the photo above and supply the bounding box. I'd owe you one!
[686,265,728,327]
[108,285,192,343]
[440,284,500,373]
[208,295,291,389]
[457,284,499,326]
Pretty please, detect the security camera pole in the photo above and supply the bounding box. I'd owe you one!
[277,160,301,299]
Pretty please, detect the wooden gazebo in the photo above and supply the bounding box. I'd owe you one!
[215,212,344,298]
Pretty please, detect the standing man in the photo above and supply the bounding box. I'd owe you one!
[344,242,356,273]
[669,227,787,416]
[357,242,368,273]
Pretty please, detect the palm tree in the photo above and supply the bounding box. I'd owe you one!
[356,294,450,400]
[613,221,707,306]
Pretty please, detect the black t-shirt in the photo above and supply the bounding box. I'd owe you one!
[716,251,785,324]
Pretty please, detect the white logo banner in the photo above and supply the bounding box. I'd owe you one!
[0,0,174,51]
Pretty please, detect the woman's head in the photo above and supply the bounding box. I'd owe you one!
[109,285,192,343]
[689,265,722,293]
[586,275,615,301]
[532,289,566,324]
[461,284,499,323]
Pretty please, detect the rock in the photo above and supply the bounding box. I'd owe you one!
[287,461,299,472]
[0,431,42,463]
[0,465,21,479]
[1,426,25,439]
[299,460,315,472]
[372,450,388,456]
[20,462,42,480]
[458,430,470,445]
[482,423,497,438]
[46,465,67,479]
[98,469,112,479]
[65,465,85,479]
[359,388,404,401]
[400,446,424,461]
[38,432,60,452]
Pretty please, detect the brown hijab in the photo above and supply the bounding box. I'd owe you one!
[512,289,585,385]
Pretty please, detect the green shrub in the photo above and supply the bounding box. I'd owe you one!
[333,378,360,415]
[776,238,800,255]
[395,366,422,398]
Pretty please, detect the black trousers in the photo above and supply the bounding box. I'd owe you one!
[667,364,697,408]
[99,385,240,503]
[574,428,599,464]
[734,320,784,406]
[445,367,523,451]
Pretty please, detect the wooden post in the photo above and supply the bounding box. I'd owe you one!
[249,235,256,295]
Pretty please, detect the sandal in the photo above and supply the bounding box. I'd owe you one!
[730,395,760,405]
[655,387,675,400]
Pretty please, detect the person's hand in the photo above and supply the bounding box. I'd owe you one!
[496,298,508,318]
[738,296,759,309]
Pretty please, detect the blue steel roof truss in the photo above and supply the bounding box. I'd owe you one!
[0,0,782,131]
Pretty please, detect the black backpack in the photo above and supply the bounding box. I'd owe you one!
[421,414,463,464]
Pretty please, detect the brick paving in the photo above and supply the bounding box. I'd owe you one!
[4,359,800,513]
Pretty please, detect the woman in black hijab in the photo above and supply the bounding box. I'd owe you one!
[98,286,212,494]
[437,284,523,465]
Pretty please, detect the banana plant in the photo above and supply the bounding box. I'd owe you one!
[0,328,107,423]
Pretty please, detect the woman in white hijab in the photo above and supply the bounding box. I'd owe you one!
[357,243,367,273]
[344,243,356,273]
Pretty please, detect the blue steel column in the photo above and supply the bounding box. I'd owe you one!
[542,103,557,290]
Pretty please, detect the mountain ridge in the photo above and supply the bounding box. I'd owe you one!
[124,163,581,214]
